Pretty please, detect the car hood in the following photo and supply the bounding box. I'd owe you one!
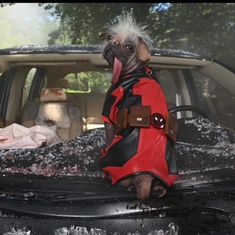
[0,117,234,181]
[0,117,233,214]
[0,118,234,234]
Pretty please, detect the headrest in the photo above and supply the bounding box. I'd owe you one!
[40,88,67,102]
[47,78,70,89]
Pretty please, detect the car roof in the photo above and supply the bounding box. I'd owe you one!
[0,44,215,73]
[0,44,208,60]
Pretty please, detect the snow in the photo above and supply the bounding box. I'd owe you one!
[3,227,31,235]
[54,226,106,235]
[0,128,106,177]
[3,222,179,235]
[0,117,233,235]
[175,117,235,173]
[0,117,233,178]
[0,45,103,55]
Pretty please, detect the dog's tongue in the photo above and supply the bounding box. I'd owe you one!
[112,57,122,84]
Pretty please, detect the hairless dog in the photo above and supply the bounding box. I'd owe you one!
[99,14,178,200]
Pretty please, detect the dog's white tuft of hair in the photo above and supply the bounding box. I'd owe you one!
[105,13,153,49]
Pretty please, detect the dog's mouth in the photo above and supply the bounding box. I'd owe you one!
[112,57,123,84]
[103,45,121,66]
[104,49,113,65]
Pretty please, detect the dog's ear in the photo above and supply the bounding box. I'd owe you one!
[99,32,107,41]
[137,39,151,62]
[99,32,112,41]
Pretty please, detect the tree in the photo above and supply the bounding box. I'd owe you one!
[0,3,59,48]
[43,3,235,68]
[149,3,235,66]
[0,3,14,7]
[41,3,154,45]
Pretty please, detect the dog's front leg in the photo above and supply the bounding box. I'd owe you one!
[104,123,115,147]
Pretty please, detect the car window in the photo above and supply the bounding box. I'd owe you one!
[191,70,235,130]
[64,71,111,94]
[0,73,3,126]
[156,69,179,109]
[22,68,37,107]
[63,71,112,132]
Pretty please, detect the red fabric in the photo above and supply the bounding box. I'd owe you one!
[101,115,111,125]
[101,135,123,157]
[109,86,124,123]
[101,86,124,125]
[101,71,178,186]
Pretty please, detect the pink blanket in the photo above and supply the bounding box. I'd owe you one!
[0,123,61,149]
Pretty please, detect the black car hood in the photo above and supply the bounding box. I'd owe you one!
[176,117,235,174]
[0,116,234,211]
[0,117,234,234]
[0,117,234,182]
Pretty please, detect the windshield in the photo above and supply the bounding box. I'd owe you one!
[190,69,235,130]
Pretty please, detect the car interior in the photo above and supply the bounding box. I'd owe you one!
[0,51,234,235]
[0,52,235,142]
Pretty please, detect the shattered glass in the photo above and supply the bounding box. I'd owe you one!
[54,226,107,235]
[0,45,205,61]
[0,128,106,177]
[0,117,234,178]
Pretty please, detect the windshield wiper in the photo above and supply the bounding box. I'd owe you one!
[0,195,233,219]
[0,181,234,219]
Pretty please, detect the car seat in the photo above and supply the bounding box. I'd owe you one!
[21,80,82,140]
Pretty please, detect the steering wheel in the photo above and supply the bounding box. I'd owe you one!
[169,105,208,119]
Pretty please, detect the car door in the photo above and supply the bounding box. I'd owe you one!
[155,68,193,119]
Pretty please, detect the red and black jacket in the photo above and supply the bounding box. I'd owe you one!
[99,66,178,186]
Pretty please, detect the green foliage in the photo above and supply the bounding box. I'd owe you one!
[42,3,153,45]
[0,3,234,68]
[43,3,235,68]
[149,3,235,65]
[0,3,59,48]
[64,71,111,93]
[0,3,14,8]
[83,71,110,93]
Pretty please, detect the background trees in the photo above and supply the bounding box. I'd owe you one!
[43,3,235,68]
[0,3,59,48]
[149,3,235,68]
[0,3,234,68]
[42,3,153,45]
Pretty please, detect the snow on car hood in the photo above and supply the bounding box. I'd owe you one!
[0,45,103,55]
[176,117,235,174]
[0,117,233,178]
[3,222,180,235]
[0,127,106,177]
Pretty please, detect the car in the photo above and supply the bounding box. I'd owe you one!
[0,45,234,235]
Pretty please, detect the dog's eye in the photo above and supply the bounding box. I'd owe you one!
[125,45,133,50]
[107,35,112,40]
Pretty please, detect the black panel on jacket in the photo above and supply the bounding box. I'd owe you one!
[165,140,178,174]
[99,128,140,168]
[100,67,153,168]
[102,93,116,124]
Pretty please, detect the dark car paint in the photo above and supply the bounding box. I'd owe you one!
[0,46,234,234]
[0,117,234,234]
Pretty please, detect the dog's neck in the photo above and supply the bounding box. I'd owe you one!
[120,60,145,77]
[121,63,146,78]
